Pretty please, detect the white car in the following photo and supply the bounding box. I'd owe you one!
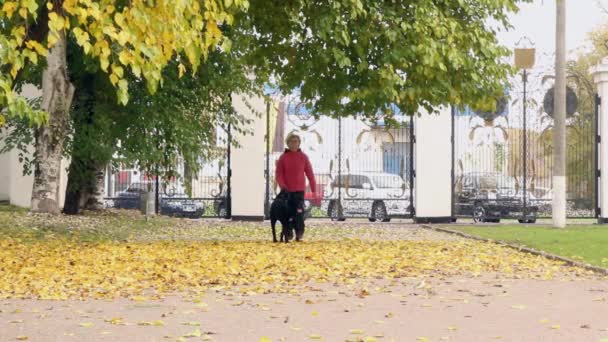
[322,172,412,222]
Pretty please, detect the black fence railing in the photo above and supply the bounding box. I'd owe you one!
[452,63,597,222]
[264,99,415,222]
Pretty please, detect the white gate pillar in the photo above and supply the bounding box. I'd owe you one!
[413,106,454,223]
[230,94,266,221]
[591,57,608,223]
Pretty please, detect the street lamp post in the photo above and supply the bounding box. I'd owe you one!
[515,38,536,223]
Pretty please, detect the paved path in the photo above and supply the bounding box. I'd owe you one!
[2,274,607,342]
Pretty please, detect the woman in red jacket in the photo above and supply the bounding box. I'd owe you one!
[276,133,317,241]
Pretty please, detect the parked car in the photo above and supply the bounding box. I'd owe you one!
[160,193,205,218]
[455,172,538,223]
[322,172,411,222]
[113,182,205,218]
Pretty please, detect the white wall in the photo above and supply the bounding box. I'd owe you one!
[592,58,608,221]
[231,94,266,218]
[0,147,10,201]
[414,107,453,219]
[0,84,69,209]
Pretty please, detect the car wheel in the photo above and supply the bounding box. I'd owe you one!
[328,201,345,221]
[218,205,227,218]
[472,205,486,223]
[371,201,389,223]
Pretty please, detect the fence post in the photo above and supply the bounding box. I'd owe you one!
[264,102,270,220]
[337,117,345,220]
[591,57,608,223]
[230,94,266,221]
[226,122,232,219]
[413,106,454,223]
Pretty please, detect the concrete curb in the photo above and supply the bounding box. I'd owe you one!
[420,224,608,276]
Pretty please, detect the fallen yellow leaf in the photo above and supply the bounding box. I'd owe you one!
[182,322,201,326]
[105,317,124,325]
[183,329,202,338]
[79,322,94,328]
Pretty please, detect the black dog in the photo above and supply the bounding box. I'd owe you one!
[270,191,295,243]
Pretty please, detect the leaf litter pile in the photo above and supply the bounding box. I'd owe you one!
[0,210,595,300]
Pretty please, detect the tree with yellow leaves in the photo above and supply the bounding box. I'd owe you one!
[0,0,245,213]
[2,0,530,215]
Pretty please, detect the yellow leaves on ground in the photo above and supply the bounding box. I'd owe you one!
[137,320,165,326]
[0,236,573,300]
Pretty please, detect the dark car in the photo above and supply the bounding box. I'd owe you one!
[113,182,205,218]
[455,173,538,223]
[160,193,205,218]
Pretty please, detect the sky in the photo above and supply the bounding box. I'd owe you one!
[498,0,608,60]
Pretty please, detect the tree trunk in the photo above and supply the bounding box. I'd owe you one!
[63,157,105,215]
[31,31,75,214]
[83,165,105,210]
[184,160,193,197]
[63,162,82,215]
[553,0,567,228]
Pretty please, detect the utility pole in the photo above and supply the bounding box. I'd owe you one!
[553,0,567,228]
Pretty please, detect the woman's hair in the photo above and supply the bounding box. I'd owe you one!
[285,133,301,145]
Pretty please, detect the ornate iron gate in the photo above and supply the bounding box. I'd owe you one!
[265,97,414,221]
[453,60,597,221]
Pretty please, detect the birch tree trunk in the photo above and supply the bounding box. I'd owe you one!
[31,31,75,213]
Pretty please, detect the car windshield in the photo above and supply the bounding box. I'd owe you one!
[478,176,498,189]
[498,177,518,189]
[128,183,151,192]
[370,174,405,189]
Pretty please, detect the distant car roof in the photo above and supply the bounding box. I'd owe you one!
[339,172,404,177]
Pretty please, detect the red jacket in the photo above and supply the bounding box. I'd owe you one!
[276,149,317,193]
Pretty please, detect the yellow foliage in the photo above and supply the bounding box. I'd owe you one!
[0,236,577,301]
[0,0,243,120]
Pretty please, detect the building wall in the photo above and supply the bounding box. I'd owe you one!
[0,148,10,201]
[230,94,267,218]
[0,84,69,209]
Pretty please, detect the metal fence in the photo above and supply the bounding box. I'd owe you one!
[103,127,231,218]
[452,59,597,222]
[264,98,415,221]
